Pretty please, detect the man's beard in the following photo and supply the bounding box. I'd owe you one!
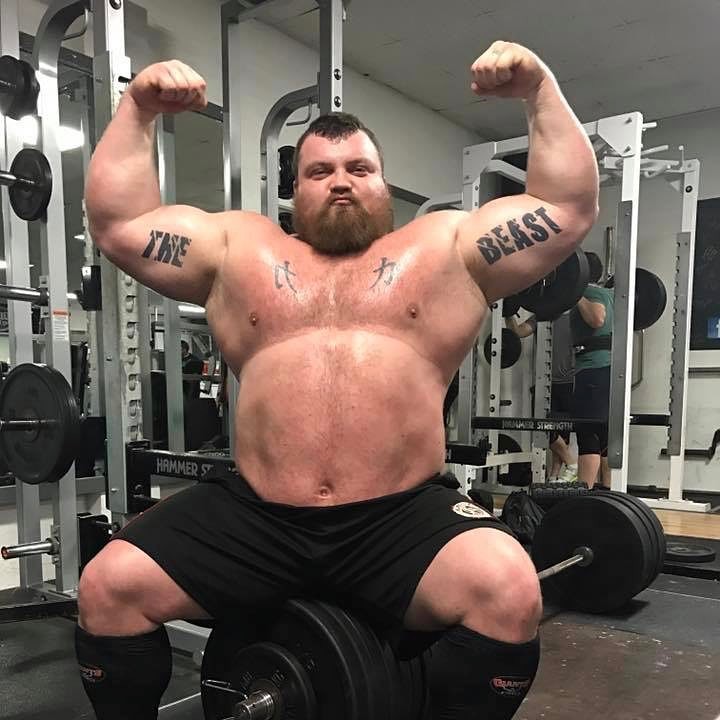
[293,195,394,256]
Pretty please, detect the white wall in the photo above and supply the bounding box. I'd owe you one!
[583,108,720,492]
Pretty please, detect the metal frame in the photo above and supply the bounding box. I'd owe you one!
[157,114,185,451]
[643,160,707,512]
[1,0,44,591]
[91,0,135,524]
[0,0,85,601]
[457,113,703,506]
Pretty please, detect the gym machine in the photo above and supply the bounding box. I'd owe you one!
[442,114,705,511]
[0,0,88,621]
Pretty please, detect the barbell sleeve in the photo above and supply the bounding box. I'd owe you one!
[233,691,275,720]
[0,169,40,189]
[1,538,59,560]
[0,283,48,305]
[0,418,57,431]
[537,546,594,581]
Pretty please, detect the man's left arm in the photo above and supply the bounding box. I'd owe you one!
[456,42,599,303]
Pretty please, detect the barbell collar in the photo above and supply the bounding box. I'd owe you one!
[537,546,594,581]
[233,690,275,720]
[1,538,59,560]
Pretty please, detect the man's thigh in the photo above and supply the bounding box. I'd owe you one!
[114,474,309,619]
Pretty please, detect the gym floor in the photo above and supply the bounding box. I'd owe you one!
[2,527,719,719]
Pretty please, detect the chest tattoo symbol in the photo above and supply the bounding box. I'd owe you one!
[371,257,398,288]
[274,261,297,294]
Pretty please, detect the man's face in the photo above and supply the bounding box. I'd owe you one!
[292,131,394,255]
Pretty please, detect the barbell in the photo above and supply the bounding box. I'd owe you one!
[200,490,664,720]
[0,363,81,484]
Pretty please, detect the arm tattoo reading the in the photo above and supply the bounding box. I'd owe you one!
[371,257,397,288]
[475,206,563,266]
[275,260,297,294]
[142,230,192,268]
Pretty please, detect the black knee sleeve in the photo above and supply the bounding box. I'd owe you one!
[75,624,172,720]
[426,625,540,720]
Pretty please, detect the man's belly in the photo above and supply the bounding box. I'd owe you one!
[231,329,449,506]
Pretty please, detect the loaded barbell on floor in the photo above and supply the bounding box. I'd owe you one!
[201,598,428,720]
[0,55,40,120]
[532,490,666,613]
[0,363,81,484]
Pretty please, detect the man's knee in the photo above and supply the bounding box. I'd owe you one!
[460,542,542,640]
[78,540,155,634]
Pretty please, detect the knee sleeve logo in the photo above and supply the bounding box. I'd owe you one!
[491,676,532,697]
[451,501,491,518]
[79,664,106,683]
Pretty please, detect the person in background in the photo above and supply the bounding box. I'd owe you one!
[506,310,577,482]
[569,251,614,488]
[180,339,203,400]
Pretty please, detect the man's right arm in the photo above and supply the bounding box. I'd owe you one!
[85,61,227,306]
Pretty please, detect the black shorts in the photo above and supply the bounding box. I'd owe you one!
[572,366,611,456]
[115,471,511,629]
[550,381,573,443]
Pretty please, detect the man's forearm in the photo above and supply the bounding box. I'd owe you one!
[85,94,161,239]
[577,297,605,328]
[524,74,598,214]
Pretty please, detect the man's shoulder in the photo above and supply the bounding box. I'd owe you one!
[395,209,465,244]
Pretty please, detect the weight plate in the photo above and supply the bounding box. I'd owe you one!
[531,493,649,613]
[16,57,40,120]
[634,268,667,330]
[595,491,658,589]
[517,249,590,321]
[665,542,716,564]
[443,372,459,426]
[0,364,81,484]
[483,328,522,369]
[336,606,393,720]
[608,492,666,584]
[0,55,38,120]
[201,609,272,720]
[9,148,52,221]
[278,145,295,200]
[497,433,532,487]
[269,600,368,720]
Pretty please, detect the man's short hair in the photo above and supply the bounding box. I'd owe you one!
[180,340,189,352]
[293,112,385,179]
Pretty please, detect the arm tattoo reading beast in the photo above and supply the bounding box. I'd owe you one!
[141,229,191,267]
[475,206,562,266]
